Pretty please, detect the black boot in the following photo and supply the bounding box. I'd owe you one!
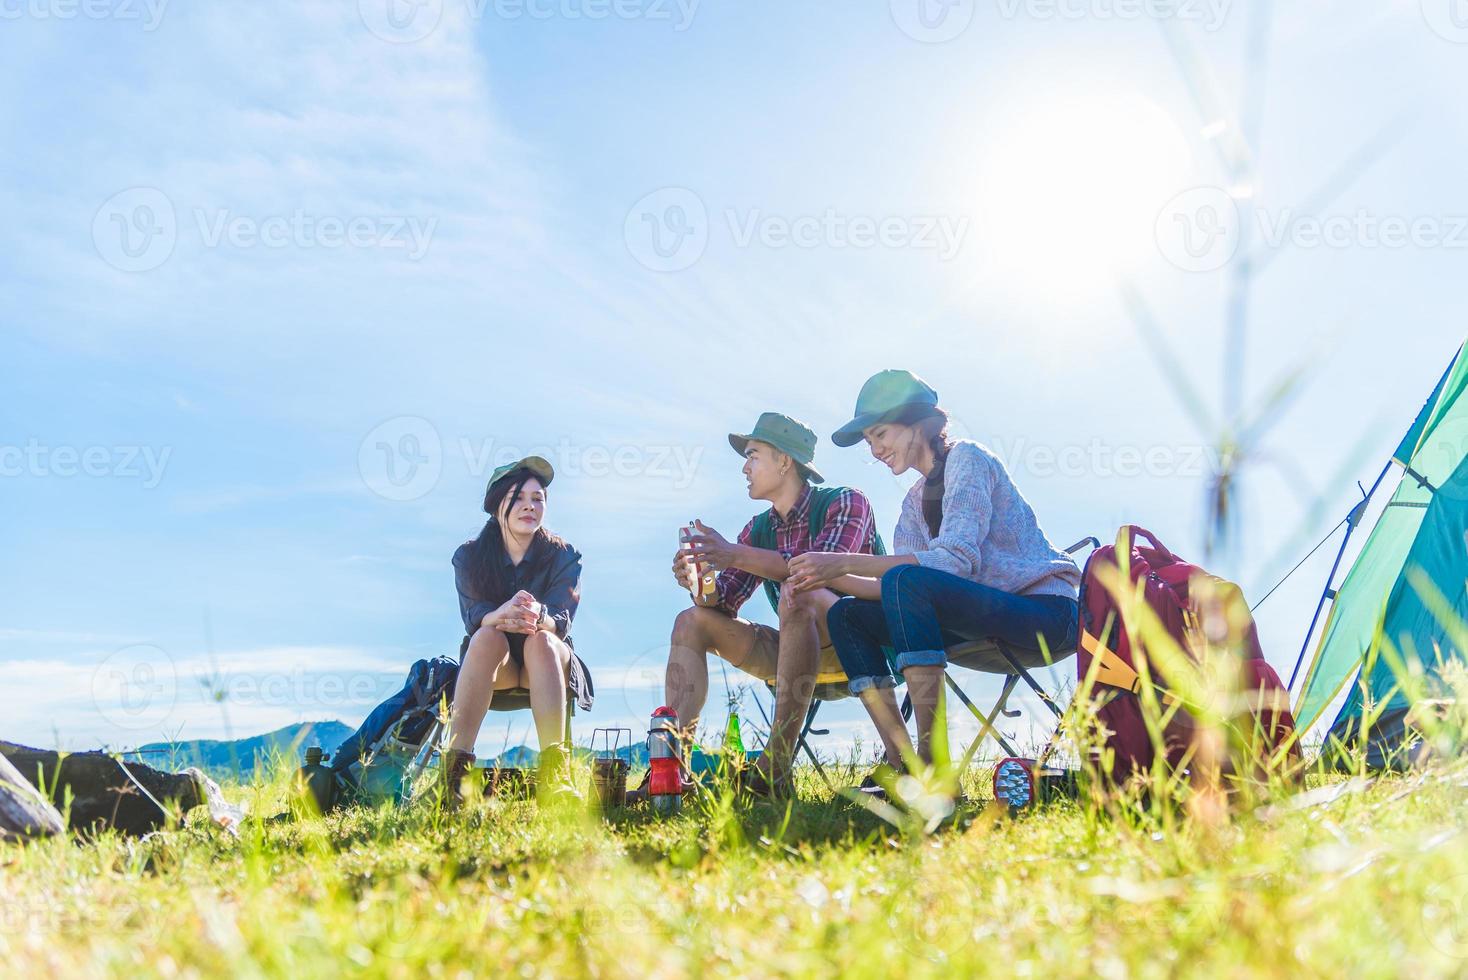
[442,748,476,810]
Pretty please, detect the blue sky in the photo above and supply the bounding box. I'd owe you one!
[2,0,1465,757]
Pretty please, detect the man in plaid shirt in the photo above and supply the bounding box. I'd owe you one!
[660,412,881,798]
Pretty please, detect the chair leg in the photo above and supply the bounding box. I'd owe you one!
[993,641,1067,721]
[793,700,834,792]
[945,672,1022,762]
[954,675,1022,773]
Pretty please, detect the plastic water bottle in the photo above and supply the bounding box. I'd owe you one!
[648,706,683,817]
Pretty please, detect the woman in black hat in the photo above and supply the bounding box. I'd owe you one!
[788,371,1080,786]
[443,456,593,805]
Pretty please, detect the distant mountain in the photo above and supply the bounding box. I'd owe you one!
[494,745,540,768]
[129,722,658,779]
[125,721,354,777]
[489,742,651,769]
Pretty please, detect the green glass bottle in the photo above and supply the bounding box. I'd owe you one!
[724,705,745,767]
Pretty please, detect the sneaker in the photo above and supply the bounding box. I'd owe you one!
[740,766,793,800]
[851,763,906,803]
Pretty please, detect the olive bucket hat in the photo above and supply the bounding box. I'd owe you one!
[831,370,942,447]
[729,412,825,484]
[483,455,555,512]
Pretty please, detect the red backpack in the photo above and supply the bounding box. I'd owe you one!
[1076,526,1300,789]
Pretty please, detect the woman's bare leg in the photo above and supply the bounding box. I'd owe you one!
[903,664,947,766]
[447,627,514,752]
[523,630,572,750]
[858,686,913,769]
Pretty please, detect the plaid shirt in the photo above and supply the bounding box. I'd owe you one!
[714,485,878,616]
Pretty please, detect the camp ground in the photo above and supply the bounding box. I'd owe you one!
[6,4,1468,977]
[1290,341,1468,769]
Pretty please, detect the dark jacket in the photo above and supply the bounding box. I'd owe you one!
[452,529,583,651]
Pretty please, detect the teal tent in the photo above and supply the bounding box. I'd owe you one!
[1293,338,1468,768]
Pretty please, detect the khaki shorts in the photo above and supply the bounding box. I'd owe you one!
[739,622,849,686]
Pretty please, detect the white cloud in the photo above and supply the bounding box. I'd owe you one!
[2,1,547,344]
[4,644,411,751]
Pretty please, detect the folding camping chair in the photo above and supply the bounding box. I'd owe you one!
[402,688,575,803]
[761,669,854,791]
[404,635,579,799]
[937,536,1100,775]
[756,538,1098,792]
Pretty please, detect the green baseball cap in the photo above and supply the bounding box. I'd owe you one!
[729,412,824,484]
[831,370,941,447]
[487,455,555,493]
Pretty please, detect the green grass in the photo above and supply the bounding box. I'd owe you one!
[3,757,1467,978]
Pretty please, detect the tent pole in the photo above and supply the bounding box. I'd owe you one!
[1286,459,1395,693]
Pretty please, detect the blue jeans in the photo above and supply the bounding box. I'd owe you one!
[826,564,1079,694]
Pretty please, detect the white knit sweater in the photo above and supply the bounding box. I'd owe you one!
[893,440,1081,599]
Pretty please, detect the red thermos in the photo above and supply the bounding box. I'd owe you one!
[648,706,683,816]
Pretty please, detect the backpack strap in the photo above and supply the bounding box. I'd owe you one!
[1079,630,1180,707]
[753,486,882,613]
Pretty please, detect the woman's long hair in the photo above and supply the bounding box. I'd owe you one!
[917,409,954,537]
[464,467,565,604]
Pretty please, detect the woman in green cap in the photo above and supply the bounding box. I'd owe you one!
[442,456,593,806]
[787,370,1080,780]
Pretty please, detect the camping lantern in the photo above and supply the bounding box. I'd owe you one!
[647,706,683,817]
[588,727,632,809]
[993,758,1078,814]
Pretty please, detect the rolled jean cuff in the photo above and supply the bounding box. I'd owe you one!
[894,648,947,672]
[847,674,898,695]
